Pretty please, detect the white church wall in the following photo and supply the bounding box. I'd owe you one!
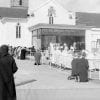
[0,0,76,47]
[0,21,32,47]
[20,23,32,47]
[0,22,7,45]
[4,22,16,46]
[28,0,75,26]
[0,22,17,46]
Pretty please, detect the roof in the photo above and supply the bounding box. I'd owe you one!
[32,0,68,13]
[29,23,94,31]
[0,7,28,18]
[76,12,100,27]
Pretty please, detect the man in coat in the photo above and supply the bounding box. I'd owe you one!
[77,52,89,82]
[68,52,80,81]
[71,53,79,81]
[20,47,26,60]
[0,45,18,100]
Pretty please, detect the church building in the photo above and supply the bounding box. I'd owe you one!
[0,0,100,53]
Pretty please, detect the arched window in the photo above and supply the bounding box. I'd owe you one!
[16,23,21,38]
[16,25,18,38]
[48,6,56,24]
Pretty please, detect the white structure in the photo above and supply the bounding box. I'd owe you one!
[0,0,75,47]
[86,29,100,53]
[0,0,100,53]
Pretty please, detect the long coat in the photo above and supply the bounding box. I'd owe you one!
[20,48,26,60]
[71,58,79,76]
[77,58,89,82]
[0,54,18,100]
[34,51,41,65]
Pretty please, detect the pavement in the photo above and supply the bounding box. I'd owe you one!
[14,56,100,100]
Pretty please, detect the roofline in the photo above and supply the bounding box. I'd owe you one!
[31,0,69,13]
[29,23,94,31]
[0,7,28,10]
[32,0,51,12]
[76,11,100,14]
[1,17,28,24]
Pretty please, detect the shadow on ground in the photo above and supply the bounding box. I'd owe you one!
[16,79,37,87]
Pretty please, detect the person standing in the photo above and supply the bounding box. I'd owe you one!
[20,47,26,60]
[68,53,80,81]
[34,49,41,65]
[71,53,79,80]
[0,45,18,100]
[31,46,36,56]
[77,52,89,82]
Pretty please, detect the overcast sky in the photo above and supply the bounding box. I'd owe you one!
[0,0,100,13]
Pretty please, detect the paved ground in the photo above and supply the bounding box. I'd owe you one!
[15,57,100,100]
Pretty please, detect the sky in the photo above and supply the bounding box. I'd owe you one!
[0,0,100,13]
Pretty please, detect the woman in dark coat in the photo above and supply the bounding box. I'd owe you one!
[68,53,80,81]
[0,45,18,100]
[20,47,26,60]
[77,52,89,82]
[71,53,80,80]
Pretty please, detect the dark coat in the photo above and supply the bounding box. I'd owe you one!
[20,48,26,60]
[77,58,89,82]
[71,58,79,76]
[0,54,18,100]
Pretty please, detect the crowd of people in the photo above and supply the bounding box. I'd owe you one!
[7,43,90,83]
[46,43,89,82]
[8,46,29,59]
[0,42,99,99]
[69,52,89,82]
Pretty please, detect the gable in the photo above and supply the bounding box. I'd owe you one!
[33,0,68,13]
[29,0,75,25]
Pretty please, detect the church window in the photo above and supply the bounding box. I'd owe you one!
[16,23,21,38]
[49,17,53,24]
[48,6,56,24]
[16,25,18,38]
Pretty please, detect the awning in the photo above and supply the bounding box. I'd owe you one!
[29,23,94,32]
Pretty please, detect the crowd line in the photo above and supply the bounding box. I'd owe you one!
[4,43,100,82]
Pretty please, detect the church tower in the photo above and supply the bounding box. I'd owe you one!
[11,0,28,8]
